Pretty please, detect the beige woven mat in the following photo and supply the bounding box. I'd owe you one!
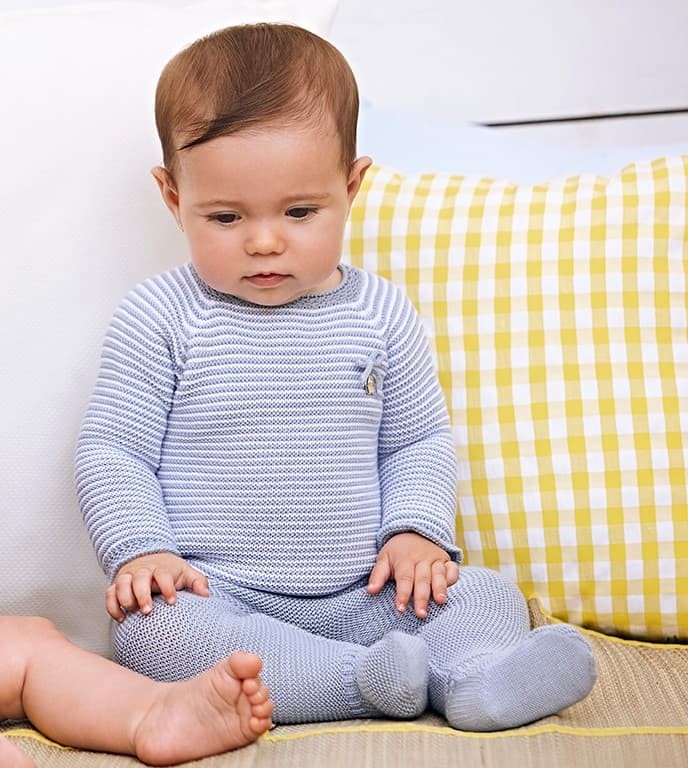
[4,599,688,768]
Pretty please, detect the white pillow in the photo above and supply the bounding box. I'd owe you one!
[0,1,339,655]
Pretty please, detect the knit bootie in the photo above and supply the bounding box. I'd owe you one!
[355,631,429,719]
[445,623,597,731]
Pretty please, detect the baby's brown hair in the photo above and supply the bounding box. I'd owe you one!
[155,23,360,180]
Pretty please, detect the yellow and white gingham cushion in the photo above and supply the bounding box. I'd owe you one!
[343,157,688,640]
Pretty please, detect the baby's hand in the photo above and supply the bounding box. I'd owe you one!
[107,552,209,622]
[366,532,459,619]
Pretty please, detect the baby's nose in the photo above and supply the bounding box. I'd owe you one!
[245,222,285,256]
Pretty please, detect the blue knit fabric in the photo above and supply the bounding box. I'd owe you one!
[76,263,461,590]
[78,262,596,728]
[109,567,595,726]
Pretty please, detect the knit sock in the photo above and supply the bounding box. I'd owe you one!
[355,631,429,719]
[445,624,597,731]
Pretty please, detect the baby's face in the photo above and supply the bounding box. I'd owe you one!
[163,124,370,306]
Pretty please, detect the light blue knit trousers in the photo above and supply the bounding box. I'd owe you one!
[112,566,596,730]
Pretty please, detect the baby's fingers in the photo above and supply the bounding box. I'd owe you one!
[154,569,179,606]
[105,583,126,622]
[445,561,460,587]
[179,565,210,597]
[108,574,140,621]
[394,564,415,613]
[431,559,448,606]
[366,555,391,595]
[132,569,155,615]
[412,561,432,618]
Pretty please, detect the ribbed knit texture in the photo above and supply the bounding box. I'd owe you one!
[77,263,595,728]
[75,263,461,590]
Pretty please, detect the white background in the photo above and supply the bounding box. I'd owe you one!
[4,0,688,149]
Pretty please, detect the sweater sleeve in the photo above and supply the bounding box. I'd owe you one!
[376,288,462,563]
[75,283,182,582]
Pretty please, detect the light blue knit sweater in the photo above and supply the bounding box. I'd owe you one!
[76,263,461,594]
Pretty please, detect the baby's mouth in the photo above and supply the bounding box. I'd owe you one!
[246,273,288,287]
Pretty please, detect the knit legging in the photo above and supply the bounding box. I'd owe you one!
[112,566,534,724]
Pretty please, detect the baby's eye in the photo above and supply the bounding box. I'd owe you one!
[211,213,239,224]
[286,207,316,219]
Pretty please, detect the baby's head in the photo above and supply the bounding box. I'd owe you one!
[151,23,371,306]
[155,23,359,182]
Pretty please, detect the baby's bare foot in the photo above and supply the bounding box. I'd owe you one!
[0,734,36,768]
[133,652,273,766]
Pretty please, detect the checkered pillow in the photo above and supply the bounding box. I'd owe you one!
[343,157,688,640]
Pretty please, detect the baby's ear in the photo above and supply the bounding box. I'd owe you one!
[346,156,373,204]
[151,166,181,223]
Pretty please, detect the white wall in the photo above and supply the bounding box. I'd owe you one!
[331,0,687,119]
[5,0,688,150]
[329,0,688,149]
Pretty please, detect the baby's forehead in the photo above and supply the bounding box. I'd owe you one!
[175,117,344,172]
[174,123,347,196]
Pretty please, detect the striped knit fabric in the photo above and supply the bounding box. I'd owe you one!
[75,263,461,592]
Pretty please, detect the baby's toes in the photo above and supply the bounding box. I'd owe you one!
[241,676,262,697]
[248,701,274,733]
[246,681,270,704]
[248,701,273,736]
[228,651,263,681]
[252,696,273,718]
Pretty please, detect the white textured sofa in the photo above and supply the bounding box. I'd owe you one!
[3,3,688,767]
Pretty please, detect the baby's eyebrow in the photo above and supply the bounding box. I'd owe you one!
[193,192,332,210]
[281,192,331,204]
[192,199,241,210]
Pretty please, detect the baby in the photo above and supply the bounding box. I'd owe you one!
[76,22,596,730]
[0,615,272,766]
